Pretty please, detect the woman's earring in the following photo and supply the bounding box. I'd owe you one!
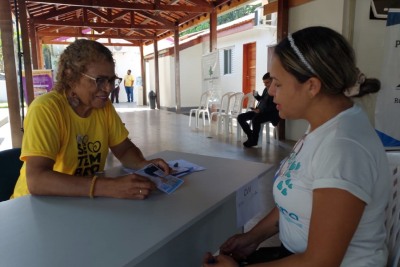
[68,95,80,108]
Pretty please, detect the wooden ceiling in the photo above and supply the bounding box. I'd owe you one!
[10,0,254,46]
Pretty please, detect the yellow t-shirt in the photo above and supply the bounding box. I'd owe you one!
[12,91,129,198]
[124,74,134,87]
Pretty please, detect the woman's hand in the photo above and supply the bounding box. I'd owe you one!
[219,233,260,261]
[202,253,239,267]
[142,158,172,175]
[98,173,156,199]
[111,139,171,175]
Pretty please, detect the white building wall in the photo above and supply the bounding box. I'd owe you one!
[144,0,388,141]
[145,26,277,110]
[285,0,386,141]
[180,45,204,108]
[146,61,153,95]
[144,41,192,109]
[157,55,174,108]
[285,0,346,141]
[214,27,277,96]
[289,0,344,32]
[353,0,386,78]
[0,81,6,102]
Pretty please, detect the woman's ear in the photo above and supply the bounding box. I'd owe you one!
[307,77,322,98]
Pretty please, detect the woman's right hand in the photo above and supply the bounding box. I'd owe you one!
[99,173,156,200]
[219,232,260,261]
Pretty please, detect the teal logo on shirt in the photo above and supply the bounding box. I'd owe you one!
[277,179,293,196]
[286,161,300,178]
[276,152,300,196]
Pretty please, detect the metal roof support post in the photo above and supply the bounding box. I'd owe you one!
[29,23,39,69]
[140,44,147,106]
[174,27,181,114]
[209,9,217,52]
[17,0,35,105]
[153,40,160,109]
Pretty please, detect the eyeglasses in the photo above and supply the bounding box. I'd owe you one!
[81,73,121,89]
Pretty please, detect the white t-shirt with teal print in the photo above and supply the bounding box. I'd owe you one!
[273,104,390,267]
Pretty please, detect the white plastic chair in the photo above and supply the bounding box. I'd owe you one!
[236,93,256,140]
[258,121,279,145]
[221,92,243,136]
[210,92,234,134]
[385,152,400,267]
[189,90,212,128]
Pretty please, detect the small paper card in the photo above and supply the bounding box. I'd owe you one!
[136,163,184,194]
[168,159,206,177]
[236,178,261,228]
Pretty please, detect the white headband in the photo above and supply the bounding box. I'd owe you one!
[288,33,316,75]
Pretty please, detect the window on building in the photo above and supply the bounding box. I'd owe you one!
[223,48,233,75]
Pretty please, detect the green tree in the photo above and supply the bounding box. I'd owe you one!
[0,23,21,73]
[180,4,261,37]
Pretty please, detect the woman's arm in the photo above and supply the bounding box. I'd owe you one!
[26,156,93,197]
[110,138,171,173]
[247,206,280,244]
[219,207,280,260]
[26,155,156,199]
[250,188,365,267]
[110,138,146,169]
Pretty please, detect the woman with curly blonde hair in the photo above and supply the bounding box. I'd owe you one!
[12,39,170,200]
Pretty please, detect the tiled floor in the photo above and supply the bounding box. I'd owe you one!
[104,103,293,169]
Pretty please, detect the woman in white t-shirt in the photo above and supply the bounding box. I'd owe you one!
[203,26,390,267]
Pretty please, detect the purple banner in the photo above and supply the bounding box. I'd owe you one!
[22,69,54,101]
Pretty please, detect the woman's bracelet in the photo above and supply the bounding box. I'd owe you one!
[89,175,98,199]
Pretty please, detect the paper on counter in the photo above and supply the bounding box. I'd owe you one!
[168,159,205,178]
[135,163,184,194]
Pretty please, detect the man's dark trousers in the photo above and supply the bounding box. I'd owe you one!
[237,111,272,142]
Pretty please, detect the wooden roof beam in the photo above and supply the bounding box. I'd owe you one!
[32,19,175,30]
[34,6,80,20]
[135,10,175,26]
[110,10,130,21]
[26,0,212,13]
[86,7,111,22]
[263,0,313,15]
[37,31,156,40]
[40,40,141,46]
[186,0,212,7]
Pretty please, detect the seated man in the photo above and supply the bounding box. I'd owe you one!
[238,72,280,147]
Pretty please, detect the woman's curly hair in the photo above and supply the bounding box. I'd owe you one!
[54,39,115,93]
